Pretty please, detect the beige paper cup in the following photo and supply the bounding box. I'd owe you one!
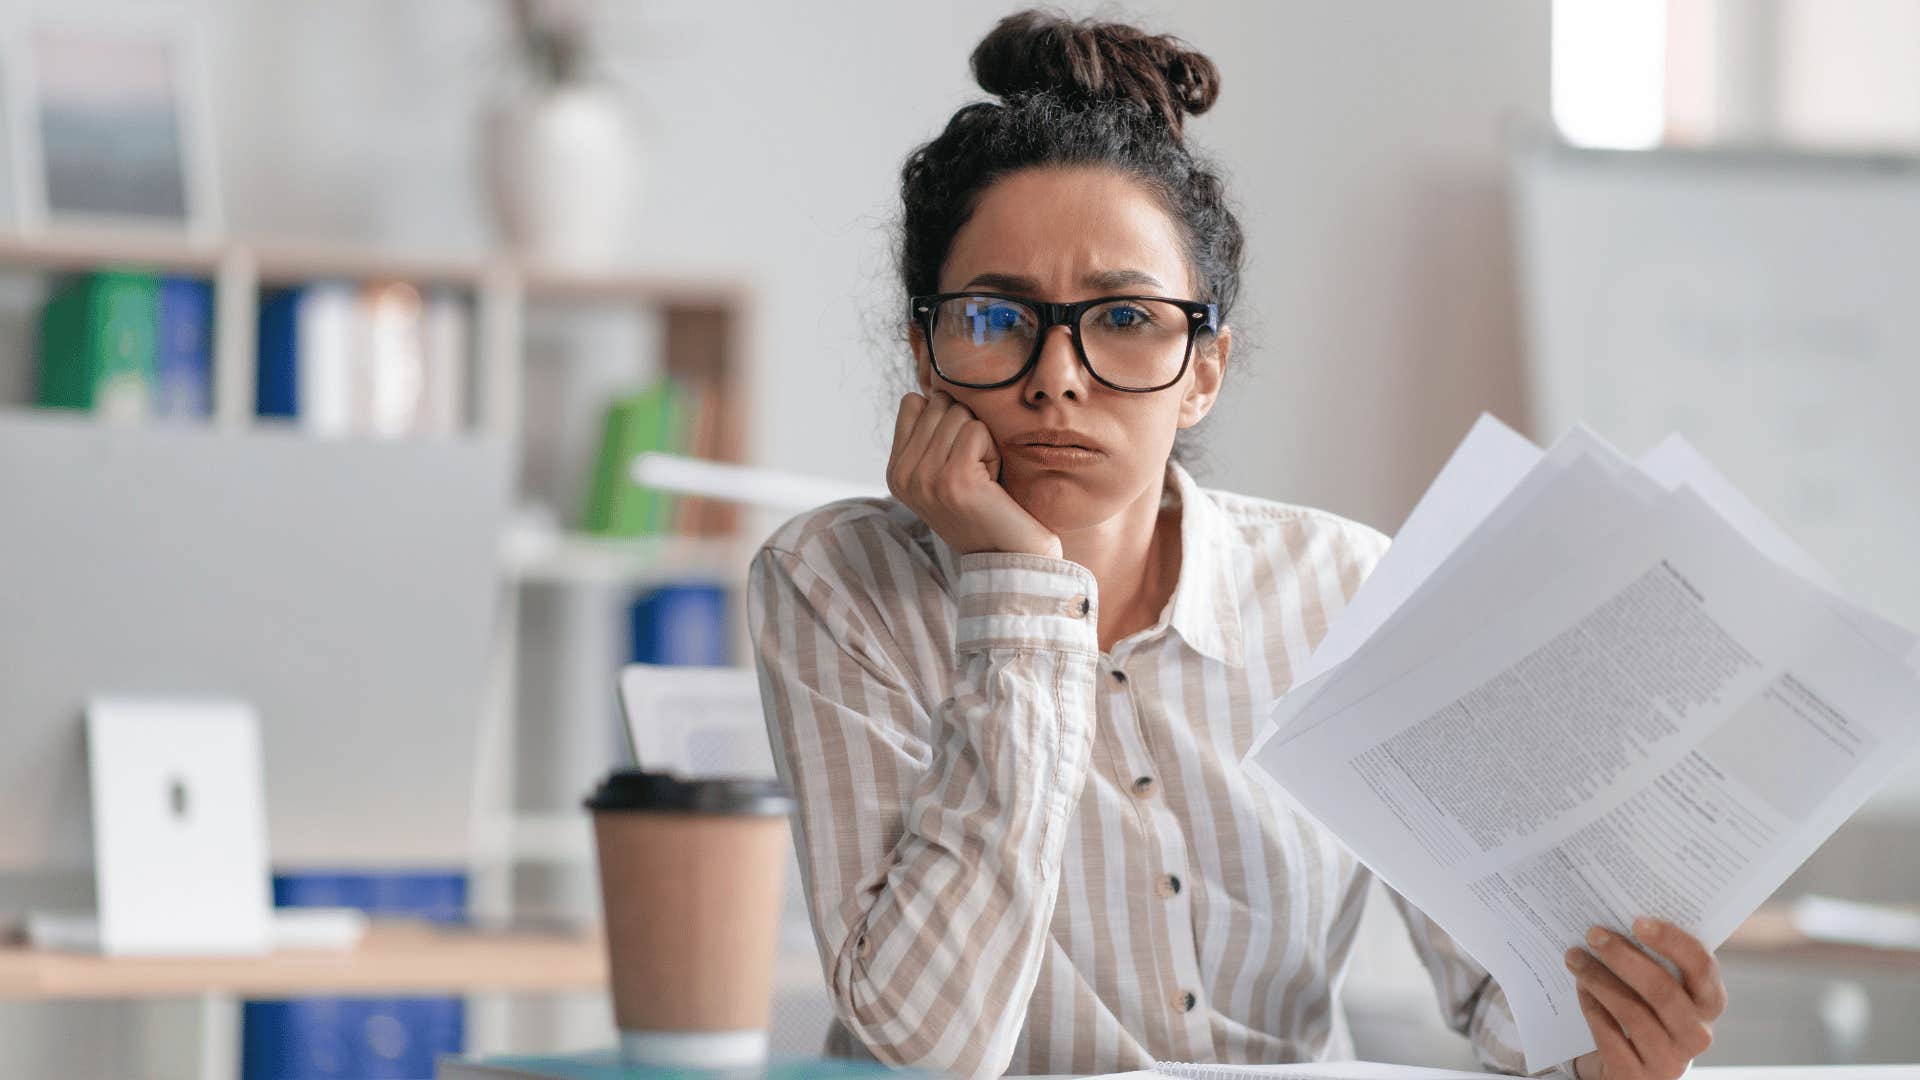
[585,770,796,1069]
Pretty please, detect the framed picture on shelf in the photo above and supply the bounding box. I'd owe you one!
[2,4,221,236]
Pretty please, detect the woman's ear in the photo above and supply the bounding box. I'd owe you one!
[1177,327,1231,428]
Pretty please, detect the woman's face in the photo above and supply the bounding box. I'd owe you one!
[912,165,1230,534]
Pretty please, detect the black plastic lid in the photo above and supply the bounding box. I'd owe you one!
[584,769,795,816]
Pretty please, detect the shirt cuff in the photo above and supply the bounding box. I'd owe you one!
[953,551,1099,656]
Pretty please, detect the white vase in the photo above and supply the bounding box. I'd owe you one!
[484,81,644,269]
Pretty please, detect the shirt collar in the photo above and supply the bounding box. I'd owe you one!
[925,458,1245,668]
[1162,457,1246,668]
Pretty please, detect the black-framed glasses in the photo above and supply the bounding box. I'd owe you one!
[909,291,1220,393]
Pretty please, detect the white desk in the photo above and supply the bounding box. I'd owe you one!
[1006,1060,1920,1068]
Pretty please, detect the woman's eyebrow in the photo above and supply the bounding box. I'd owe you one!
[1084,268,1165,290]
[959,269,1167,293]
[961,272,1041,292]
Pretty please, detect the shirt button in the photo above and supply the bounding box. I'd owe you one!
[1131,776,1156,798]
[1111,669,1128,685]
[1070,595,1090,617]
[1156,874,1182,898]
[1174,990,1197,1013]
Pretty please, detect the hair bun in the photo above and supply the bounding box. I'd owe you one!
[970,10,1221,134]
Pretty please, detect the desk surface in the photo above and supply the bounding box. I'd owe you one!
[0,919,830,1000]
[0,920,610,999]
[1718,905,1920,972]
[1013,1060,1912,1068]
[0,901,1908,1000]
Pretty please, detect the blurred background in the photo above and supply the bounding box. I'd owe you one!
[0,1,1917,1077]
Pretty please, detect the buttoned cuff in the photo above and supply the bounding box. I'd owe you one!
[953,552,1099,656]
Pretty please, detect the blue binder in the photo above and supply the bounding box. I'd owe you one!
[629,582,730,666]
[255,286,304,418]
[154,277,213,418]
[240,871,466,1079]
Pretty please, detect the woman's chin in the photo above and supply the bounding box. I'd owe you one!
[1005,472,1105,527]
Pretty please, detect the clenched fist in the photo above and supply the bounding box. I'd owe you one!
[887,390,1063,560]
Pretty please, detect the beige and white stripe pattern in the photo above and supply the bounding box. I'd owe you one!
[747,458,1575,1080]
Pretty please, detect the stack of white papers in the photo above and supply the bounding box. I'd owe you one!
[1151,1062,1511,1079]
[1243,415,1920,1072]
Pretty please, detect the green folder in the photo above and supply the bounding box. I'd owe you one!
[583,396,632,533]
[647,377,689,533]
[584,378,690,537]
[37,270,160,415]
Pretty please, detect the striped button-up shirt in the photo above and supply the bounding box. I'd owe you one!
[747,458,1571,1079]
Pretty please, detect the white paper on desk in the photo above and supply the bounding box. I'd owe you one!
[1153,1062,1508,1079]
[1255,484,1920,1071]
[1261,428,1662,753]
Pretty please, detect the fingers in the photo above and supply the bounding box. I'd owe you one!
[1635,917,1728,1021]
[1582,926,1707,1051]
[888,393,928,491]
[1576,986,1643,1075]
[890,392,926,466]
[890,390,958,490]
[890,389,983,497]
[1566,944,1669,1057]
[887,388,940,480]
[954,415,1002,484]
[920,392,978,474]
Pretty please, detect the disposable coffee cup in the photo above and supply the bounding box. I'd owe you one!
[585,769,796,1070]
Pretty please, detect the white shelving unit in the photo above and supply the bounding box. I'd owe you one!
[0,228,758,1059]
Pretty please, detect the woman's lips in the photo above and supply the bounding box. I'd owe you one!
[1010,443,1104,466]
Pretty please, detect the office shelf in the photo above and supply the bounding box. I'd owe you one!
[0,230,742,304]
[0,227,760,1055]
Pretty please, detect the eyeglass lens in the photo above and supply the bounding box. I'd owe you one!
[930,295,1191,389]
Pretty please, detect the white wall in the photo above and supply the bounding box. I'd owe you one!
[1665,0,1920,153]
[1776,0,1920,148]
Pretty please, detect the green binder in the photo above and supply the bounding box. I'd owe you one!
[584,377,690,537]
[37,270,160,416]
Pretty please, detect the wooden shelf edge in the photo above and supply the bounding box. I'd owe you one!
[0,923,826,1001]
[500,527,751,588]
[0,229,226,274]
[0,229,749,305]
[0,921,608,1001]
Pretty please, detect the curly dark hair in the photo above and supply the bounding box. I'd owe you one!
[896,9,1246,470]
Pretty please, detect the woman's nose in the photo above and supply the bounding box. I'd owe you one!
[1022,324,1089,403]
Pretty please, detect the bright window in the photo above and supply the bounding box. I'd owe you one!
[1551,0,1669,149]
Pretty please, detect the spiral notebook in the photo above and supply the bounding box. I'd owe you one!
[1149,1061,1507,1080]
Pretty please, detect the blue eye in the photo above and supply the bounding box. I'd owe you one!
[957,300,1028,346]
[1100,304,1151,330]
[986,305,1021,330]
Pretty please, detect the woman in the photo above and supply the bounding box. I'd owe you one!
[746,12,1726,1080]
